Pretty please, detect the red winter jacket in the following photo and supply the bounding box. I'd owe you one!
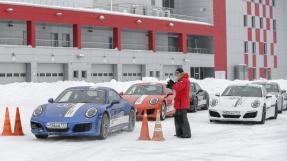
[172,73,190,110]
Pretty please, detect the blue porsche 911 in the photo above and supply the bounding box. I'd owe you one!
[31,86,136,140]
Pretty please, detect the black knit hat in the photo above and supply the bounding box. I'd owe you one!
[175,67,184,73]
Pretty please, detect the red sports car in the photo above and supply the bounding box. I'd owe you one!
[121,83,175,120]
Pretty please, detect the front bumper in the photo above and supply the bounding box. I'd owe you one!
[31,117,101,137]
[209,108,262,122]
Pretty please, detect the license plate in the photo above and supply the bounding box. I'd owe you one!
[46,122,67,129]
[223,111,240,115]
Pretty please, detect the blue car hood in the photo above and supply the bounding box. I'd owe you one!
[43,103,104,118]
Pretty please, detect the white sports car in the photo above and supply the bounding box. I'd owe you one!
[209,84,277,124]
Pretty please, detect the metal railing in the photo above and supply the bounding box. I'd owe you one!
[81,41,113,49]
[188,48,213,54]
[122,43,149,51]
[0,37,27,46]
[156,45,179,52]
[0,0,212,24]
[36,39,72,47]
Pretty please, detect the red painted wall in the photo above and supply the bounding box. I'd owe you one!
[213,0,227,77]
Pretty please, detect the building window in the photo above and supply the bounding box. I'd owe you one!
[156,71,160,78]
[251,16,255,28]
[149,71,154,77]
[73,71,78,78]
[151,0,155,6]
[260,18,263,29]
[259,0,262,3]
[252,42,256,53]
[163,0,174,8]
[244,41,249,53]
[263,43,267,54]
[51,33,59,47]
[273,20,276,31]
[82,71,87,78]
[272,0,276,6]
[62,33,70,47]
[244,15,248,27]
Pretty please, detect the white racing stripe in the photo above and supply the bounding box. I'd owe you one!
[135,95,148,105]
[64,103,85,117]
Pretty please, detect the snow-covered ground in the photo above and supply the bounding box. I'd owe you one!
[0,78,287,161]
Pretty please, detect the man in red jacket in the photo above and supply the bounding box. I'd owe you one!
[167,68,191,138]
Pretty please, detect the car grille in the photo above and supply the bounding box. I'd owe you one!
[209,111,221,118]
[46,128,69,133]
[73,123,92,133]
[222,115,241,118]
[243,112,257,118]
[137,109,155,115]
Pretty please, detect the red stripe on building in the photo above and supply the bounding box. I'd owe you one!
[274,55,278,68]
[263,30,267,42]
[264,55,268,67]
[248,68,254,80]
[214,0,228,77]
[266,18,270,30]
[253,54,257,67]
[270,43,274,55]
[244,53,249,65]
[259,43,264,54]
[270,6,273,19]
[266,0,270,6]
[273,32,277,43]
[248,28,252,41]
[256,29,260,42]
[255,3,259,16]
[247,1,252,15]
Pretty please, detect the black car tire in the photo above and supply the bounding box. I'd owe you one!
[35,134,48,139]
[278,101,283,114]
[258,106,266,124]
[271,104,278,119]
[202,93,209,110]
[190,97,198,113]
[98,113,110,140]
[160,102,167,120]
[127,109,136,132]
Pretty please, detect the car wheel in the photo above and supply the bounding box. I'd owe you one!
[259,106,266,124]
[160,102,167,120]
[271,103,278,119]
[127,109,136,132]
[278,101,283,113]
[190,97,198,113]
[35,134,48,139]
[98,113,109,140]
[203,93,209,110]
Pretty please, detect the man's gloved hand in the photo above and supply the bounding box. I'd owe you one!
[166,79,175,89]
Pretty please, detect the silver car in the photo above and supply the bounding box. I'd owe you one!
[252,82,286,113]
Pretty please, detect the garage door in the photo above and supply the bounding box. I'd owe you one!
[0,63,27,84]
[91,64,114,83]
[37,63,65,82]
[163,65,179,79]
[122,64,142,81]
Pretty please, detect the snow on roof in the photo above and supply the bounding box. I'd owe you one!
[0,1,212,26]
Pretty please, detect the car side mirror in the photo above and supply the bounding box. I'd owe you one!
[215,92,220,97]
[119,92,124,96]
[111,100,120,105]
[48,98,54,103]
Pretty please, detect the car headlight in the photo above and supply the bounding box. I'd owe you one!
[210,99,218,107]
[33,106,43,117]
[85,107,98,118]
[251,100,260,108]
[149,97,159,105]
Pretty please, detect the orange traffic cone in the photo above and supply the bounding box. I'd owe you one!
[152,110,165,141]
[13,107,24,136]
[1,107,13,136]
[138,110,151,140]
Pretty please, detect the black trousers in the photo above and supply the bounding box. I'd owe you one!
[174,109,191,138]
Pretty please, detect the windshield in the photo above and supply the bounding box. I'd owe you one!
[55,89,106,104]
[262,84,279,93]
[221,86,262,97]
[125,84,163,95]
